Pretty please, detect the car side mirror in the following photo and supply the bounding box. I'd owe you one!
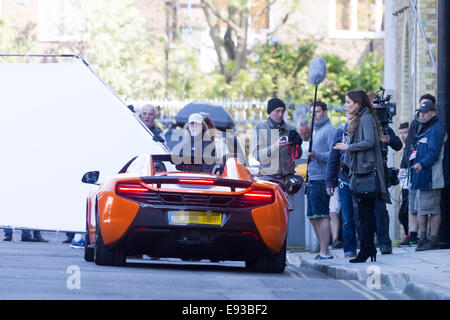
[82,171,100,185]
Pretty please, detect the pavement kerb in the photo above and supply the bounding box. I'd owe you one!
[403,282,450,300]
[298,257,412,291]
[287,252,418,296]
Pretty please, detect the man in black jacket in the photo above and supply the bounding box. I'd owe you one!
[373,124,403,254]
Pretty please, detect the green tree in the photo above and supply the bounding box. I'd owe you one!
[249,41,316,100]
[85,0,163,100]
[0,20,35,54]
[355,52,384,92]
[200,0,295,84]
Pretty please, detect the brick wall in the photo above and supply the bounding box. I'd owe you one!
[395,0,437,124]
[415,0,437,102]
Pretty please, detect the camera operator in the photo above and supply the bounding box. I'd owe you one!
[369,90,403,255]
[251,98,303,206]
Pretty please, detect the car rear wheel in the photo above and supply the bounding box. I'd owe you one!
[94,219,126,266]
[245,238,286,273]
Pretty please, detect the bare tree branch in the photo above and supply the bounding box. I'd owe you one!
[264,12,290,39]
[200,0,241,32]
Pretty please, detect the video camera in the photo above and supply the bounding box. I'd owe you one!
[287,130,303,147]
[372,87,399,188]
[372,86,397,132]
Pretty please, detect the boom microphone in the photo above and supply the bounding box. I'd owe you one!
[308,57,327,85]
[305,56,327,193]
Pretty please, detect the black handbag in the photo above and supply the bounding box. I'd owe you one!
[350,170,380,199]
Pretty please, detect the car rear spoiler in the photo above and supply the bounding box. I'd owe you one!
[140,176,252,192]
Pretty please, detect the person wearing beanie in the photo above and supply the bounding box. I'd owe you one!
[267,97,286,115]
[251,97,303,209]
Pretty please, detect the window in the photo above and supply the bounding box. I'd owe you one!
[250,0,270,30]
[329,0,385,39]
[38,0,90,42]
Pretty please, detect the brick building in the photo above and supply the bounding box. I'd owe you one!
[392,0,437,124]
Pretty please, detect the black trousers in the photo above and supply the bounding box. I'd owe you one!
[354,197,376,249]
[399,189,409,235]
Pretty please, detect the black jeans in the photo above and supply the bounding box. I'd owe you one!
[399,189,409,235]
[374,200,392,248]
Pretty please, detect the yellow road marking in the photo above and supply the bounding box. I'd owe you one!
[286,266,309,279]
[286,269,302,279]
[338,280,376,300]
[350,279,388,300]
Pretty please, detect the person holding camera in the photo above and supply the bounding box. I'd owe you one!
[251,98,303,208]
[334,90,388,263]
[368,93,403,255]
[306,101,337,259]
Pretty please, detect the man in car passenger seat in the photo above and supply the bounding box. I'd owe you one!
[139,104,165,143]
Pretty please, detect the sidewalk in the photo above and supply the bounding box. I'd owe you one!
[287,246,450,300]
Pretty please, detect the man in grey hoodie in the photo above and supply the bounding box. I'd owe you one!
[306,101,338,259]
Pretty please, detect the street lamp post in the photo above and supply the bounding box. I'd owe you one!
[438,0,450,248]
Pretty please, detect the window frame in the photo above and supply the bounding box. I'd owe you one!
[37,0,90,42]
[329,0,385,39]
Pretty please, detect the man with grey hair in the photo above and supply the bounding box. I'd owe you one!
[139,104,164,143]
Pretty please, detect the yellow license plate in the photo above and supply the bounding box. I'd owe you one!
[168,210,222,226]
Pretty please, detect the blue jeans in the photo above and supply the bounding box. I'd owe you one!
[375,200,392,247]
[339,182,357,255]
[306,180,330,218]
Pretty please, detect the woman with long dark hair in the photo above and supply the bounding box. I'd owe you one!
[333,90,388,263]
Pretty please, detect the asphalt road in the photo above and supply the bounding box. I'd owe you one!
[0,231,410,300]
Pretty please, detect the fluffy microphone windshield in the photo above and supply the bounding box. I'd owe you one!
[308,57,327,85]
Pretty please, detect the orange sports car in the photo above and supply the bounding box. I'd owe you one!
[82,154,289,273]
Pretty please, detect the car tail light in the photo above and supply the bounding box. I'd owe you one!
[177,178,215,185]
[237,189,274,206]
[116,183,149,194]
[243,190,273,200]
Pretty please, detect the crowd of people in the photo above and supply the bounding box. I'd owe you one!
[251,91,447,263]
[3,92,447,263]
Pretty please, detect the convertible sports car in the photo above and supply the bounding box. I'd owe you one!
[82,154,289,273]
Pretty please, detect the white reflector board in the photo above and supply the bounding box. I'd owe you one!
[0,59,166,232]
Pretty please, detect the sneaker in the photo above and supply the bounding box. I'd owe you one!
[331,240,343,249]
[398,235,410,246]
[415,240,439,251]
[314,253,334,260]
[3,234,12,241]
[70,238,85,249]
